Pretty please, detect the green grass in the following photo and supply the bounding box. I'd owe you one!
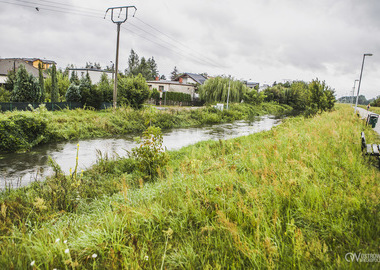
[0,104,379,269]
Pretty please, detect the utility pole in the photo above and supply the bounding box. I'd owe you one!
[226,76,231,110]
[352,79,359,105]
[354,53,373,113]
[105,6,137,109]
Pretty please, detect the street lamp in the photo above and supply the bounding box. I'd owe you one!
[354,53,373,113]
[352,79,359,105]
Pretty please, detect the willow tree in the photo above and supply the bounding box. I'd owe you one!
[199,76,247,103]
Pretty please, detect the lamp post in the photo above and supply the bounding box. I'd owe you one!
[354,53,373,113]
[352,79,359,105]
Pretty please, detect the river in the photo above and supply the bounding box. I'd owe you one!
[0,115,281,189]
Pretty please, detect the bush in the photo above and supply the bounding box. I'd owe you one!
[0,115,48,152]
[129,126,170,180]
[164,92,191,102]
[118,74,150,109]
[0,86,11,102]
[65,83,81,102]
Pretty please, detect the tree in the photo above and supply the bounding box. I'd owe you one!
[126,49,140,76]
[51,64,59,102]
[170,66,179,80]
[97,73,113,103]
[160,75,166,80]
[4,70,16,92]
[118,74,150,109]
[65,83,81,102]
[137,57,151,80]
[70,70,80,85]
[147,57,158,80]
[0,86,11,102]
[38,62,45,102]
[11,65,41,102]
[79,72,92,105]
[199,76,247,103]
[86,62,101,69]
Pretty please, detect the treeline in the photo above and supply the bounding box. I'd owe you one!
[200,77,336,116]
[0,64,154,109]
[337,95,374,105]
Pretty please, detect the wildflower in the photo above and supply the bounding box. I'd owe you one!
[30,261,35,266]
[77,144,80,147]
[55,238,60,243]
[65,248,70,254]
[144,255,149,261]
[92,253,98,258]
[64,240,67,244]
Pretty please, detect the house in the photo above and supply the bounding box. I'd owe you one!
[246,81,259,89]
[21,58,55,70]
[147,79,196,100]
[174,73,207,85]
[68,68,113,84]
[0,58,55,85]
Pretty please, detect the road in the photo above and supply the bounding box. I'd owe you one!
[356,106,380,135]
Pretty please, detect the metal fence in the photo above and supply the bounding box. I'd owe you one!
[0,102,83,112]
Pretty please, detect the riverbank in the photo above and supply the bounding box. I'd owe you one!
[1,104,379,269]
[0,102,292,152]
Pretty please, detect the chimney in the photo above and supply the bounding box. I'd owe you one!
[155,76,159,81]
[179,77,183,83]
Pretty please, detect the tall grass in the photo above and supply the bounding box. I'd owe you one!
[0,104,379,269]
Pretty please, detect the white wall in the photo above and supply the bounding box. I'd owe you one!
[69,69,113,84]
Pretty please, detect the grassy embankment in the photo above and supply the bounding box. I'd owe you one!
[0,104,379,269]
[0,102,291,152]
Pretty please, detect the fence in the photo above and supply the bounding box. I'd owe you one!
[0,102,83,112]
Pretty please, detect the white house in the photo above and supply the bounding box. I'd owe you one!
[68,68,113,84]
[147,79,196,100]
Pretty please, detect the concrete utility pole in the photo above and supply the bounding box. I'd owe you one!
[226,76,231,110]
[352,79,359,105]
[105,6,137,109]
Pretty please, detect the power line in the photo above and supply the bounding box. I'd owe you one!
[125,21,220,68]
[134,17,224,68]
[1,0,226,72]
[0,0,101,18]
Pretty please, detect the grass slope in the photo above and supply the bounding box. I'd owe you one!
[0,104,379,269]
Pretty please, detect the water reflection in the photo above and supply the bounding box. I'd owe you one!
[0,115,281,188]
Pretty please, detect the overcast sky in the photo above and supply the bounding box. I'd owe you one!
[0,0,379,98]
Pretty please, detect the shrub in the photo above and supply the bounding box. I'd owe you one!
[65,83,81,102]
[0,115,48,152]
[118,74,150,109]
[129,126,170,180]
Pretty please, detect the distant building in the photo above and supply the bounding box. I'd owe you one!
[174,73,208,85]
[147,79,196,100]
[0,58,55,84]
[147,73,207,101]
[246,81,259,89]
[20,58,55,70]
[68,68,113,84]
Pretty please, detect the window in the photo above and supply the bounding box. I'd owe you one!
[159,85,164,91]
